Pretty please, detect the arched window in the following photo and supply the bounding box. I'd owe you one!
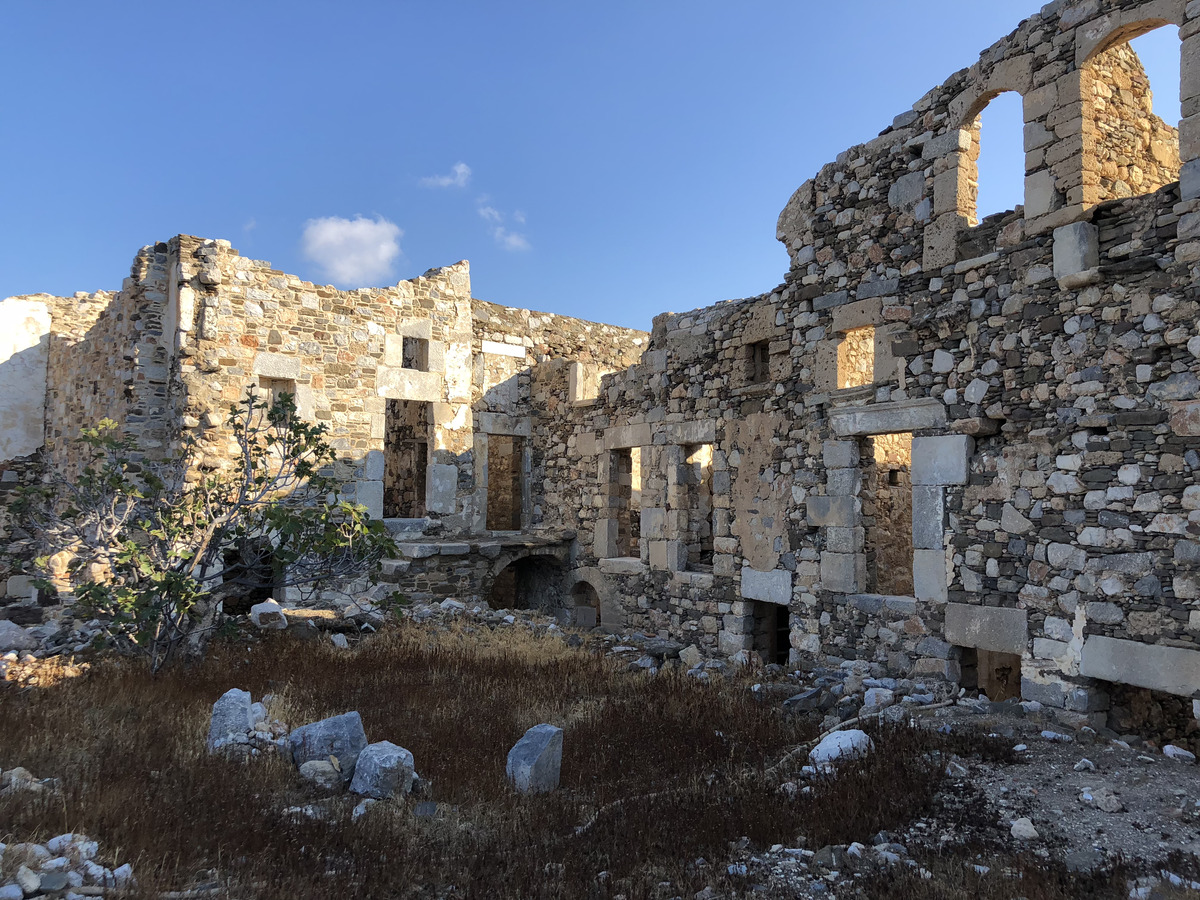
[1081,23,1181,207]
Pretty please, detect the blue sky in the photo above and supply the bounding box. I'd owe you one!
[0,2,1183,330]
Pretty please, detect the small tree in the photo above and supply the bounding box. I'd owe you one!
[16,390,397,671]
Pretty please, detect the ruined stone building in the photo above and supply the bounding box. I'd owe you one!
[6,0,1200,724]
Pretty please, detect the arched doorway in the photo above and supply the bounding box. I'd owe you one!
[570,581,602,628]
[486,555,565,612]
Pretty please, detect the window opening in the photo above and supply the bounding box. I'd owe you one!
[613,447,642,557]
[752,602,791,666]
[959,647,1021,702]
[1084,31,1180,205]
[747,340,771,385]
[259,377,296,409]
[402,336,430,371]
[973,91,1026,223]
[837,326,875,390]
[862,432,913,597]
[486,556,564,611]
[384,399,430,518]
[682,444,714,570]
[487,435,524,531]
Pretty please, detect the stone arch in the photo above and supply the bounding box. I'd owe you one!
[563,567,624,633]
[1075,2,1184,67]
[483,549,569,613]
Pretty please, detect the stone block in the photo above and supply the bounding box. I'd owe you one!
[663,419,716,446]
[595,519,620,560]
[1053,222,1099,280]
[1025,169,1060,219]
[4,574,37,601]
[944,603,1027,655]
[355,481,385,520]
[376,366,445,402]
[825,526,863,553]
[1081,636,1200,698]
[826,467,861,497]
[349,741,415,799]
[833,298,882,334]
[911,435,972,486]
[1021,677,1066,709]
[206,688,253,754]
[828,399,947,437]
[719,629,754,655]
[640,508,667,540]
[913,549,948,603]
[911,485,944,550]
[740,567,792,606]
[805,496,857,528]
[822,440,859,469]
[426,464,458,515]
[506,724,563,793]
[1033,638,1069,661]
[888,171,926,211]
[598,557,645,576]
[363,450,385,481]
[288,712,369,777]
[1183,158,1200,202]
[820,552,864,594]
[603,423,653,450]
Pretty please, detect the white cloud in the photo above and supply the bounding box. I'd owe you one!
[492,227,531,252]
[243,217,257,232]
[476,201,530,251]
[420,162,472,188]
[301,215,403,287]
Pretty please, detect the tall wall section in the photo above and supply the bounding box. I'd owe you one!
[547,0,1200,719]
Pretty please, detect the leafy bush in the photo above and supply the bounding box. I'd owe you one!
[16,391,396,670]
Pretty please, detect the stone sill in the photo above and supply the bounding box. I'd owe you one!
[598,557,646,577]
[673,570,715,589]
[732,383,773,398]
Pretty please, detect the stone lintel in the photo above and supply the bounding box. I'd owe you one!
[1081,636,1200,698]
[740,567,792,605]
[944,603,1028,656]
[828,399,947,437]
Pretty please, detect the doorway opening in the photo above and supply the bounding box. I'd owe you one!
[862,432,914,596]
[486,556,565,612]
[753,602,791,666]
[384,399,430,519]
[960,646,1022,701]
[570,581,602,629]
[487,435,525,531]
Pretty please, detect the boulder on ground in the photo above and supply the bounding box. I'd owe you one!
[249,599,288,630]
[0,620,37,652]
[808,729,874,770]
[206,688,253,754]
[506,724,563,793]
[349,741,415,799]
[287,712,368,778]
[298,759,343,791]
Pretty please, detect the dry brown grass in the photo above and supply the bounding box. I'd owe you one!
[0,624,1042,898]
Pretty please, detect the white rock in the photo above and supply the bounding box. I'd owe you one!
[330,633,349,649]
[0,884,21,900]
[249,599,287,630]
[206,688,253,754]
[1010,818,1039,840]
[1165,744,1197,763]
[0,621,37,652]
[15,866,39,896]
[808,730,874,770]
[1074,758,1096,772]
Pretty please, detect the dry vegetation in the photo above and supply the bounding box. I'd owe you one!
[0,624,1162,898]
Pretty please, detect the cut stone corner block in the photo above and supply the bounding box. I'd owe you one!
[1052,221,1099,280]
[913,549,948,604]
[354,480,385,520]
[911,435,973,487]
[944,603,1028,656]
[740,567,793,606]
[820,552,865,594]
[594,518,620,560]
[426,463,458,515]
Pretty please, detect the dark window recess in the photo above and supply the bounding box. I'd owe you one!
[748,341,771,384]
[402,337,430,371]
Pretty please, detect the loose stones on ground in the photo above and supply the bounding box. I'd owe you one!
[507,723,564,793]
